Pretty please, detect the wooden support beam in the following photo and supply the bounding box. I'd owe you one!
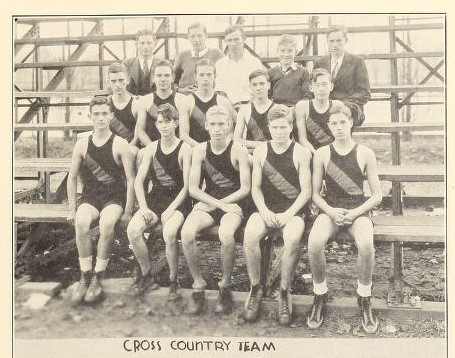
[15,23,39,54]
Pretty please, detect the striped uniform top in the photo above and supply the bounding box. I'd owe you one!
[81,133,125,195]
[189,92,217,143]
[325,144,366,209]
[148,140,184,190]
[246,102,274,141]
[109,96,136,143]
[146,91,177,141]
[305,100,334,150]
[261,141,301,213]
[202,140,240,199]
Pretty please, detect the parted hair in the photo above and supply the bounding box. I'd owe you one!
[267,104,293,125]
[188,22,207,34]
[195,58,216,75]
[249,69,269,82]
[135,29,156,42]
[152,59,174,74]
[327,25,348,39]
[277,34,297,48]
[310,68,332,83]
[89,96,110,112]
[157,103,179,122]
[206,105,230,121]
[108,62,127,76]
[329,102,352,119]
[224,24,244,37]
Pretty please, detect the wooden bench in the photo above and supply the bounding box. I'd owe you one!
[15,203,444,308]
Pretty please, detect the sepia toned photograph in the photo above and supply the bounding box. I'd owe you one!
[13,13,446,357]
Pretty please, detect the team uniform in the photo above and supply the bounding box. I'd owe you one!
[245,102,274,141]
[146,140,192,217]
[188,93,218,143]
[261,141,309,217]
[79,133,125,211]
[324,143,371,220]
[145,92,178,141]
[306,100,335,150]
[201,140,247,223]
[108,96,136,143]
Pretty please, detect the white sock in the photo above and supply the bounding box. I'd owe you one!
[356,279,372,297]
[313,279,328,295]
[79,256,93,272]
[94,257,109,273]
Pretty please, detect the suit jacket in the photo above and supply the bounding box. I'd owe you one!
[122,57,161,96]
[312,52,371,125]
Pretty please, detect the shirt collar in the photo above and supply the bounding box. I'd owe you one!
[139,56,154,70]
[331,52,345,65]
[280,62,298,72]
[191,47,208,58]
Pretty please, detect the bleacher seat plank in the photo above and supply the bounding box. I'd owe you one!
[378,164,444,182]
[14,90,108,99]
[371,85,444,93]
[15,204,69,222]
[354,122,444,133]
[15,158,71,172]
[14,123,93,132]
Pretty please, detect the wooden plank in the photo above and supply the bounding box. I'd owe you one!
[371,85,444,93]
[354,122,444,133]
[15,90,108,98]
[14,123,93,132]
[15,158,71,172]
[378,164,444,182]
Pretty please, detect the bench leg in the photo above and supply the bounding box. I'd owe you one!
[259,236,275,290]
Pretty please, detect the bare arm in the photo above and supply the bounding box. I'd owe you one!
[134,144,156,210]
[66,139,85,223]
[166,143,192,212]
[295,100,315,153]
[136,96,153,146]
[179,96,199,148]
[117,138,136,217]
[130,98,144,147]
[233,105,264,150]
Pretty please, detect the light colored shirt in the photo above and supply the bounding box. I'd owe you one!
[330,52,345,78]
[191,47,208,58]
[215,50,264,105]
[139,56,154,74]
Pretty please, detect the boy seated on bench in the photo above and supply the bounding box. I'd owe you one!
[107,62,144,158]
[181,105,251,315]
[126,103,192,298]
[67,96,135,305]
[243,104,312,326]
[307,105,382,333]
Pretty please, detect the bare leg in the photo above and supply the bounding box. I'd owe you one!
[75,203,99,259]
[280,216,305,290]
[162,211,185,281]
[218,213,242,287]
[98,204,124,260]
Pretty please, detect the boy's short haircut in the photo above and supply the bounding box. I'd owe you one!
[108,62,128,76]
[267,104,292,125]
[310,68,332,83]
[329,102,352,119]
[188,22,207,34]
[89,96,110,113]
[225,24,244,38]
[153,59,174,74]
[327,25,348,39]
[277,34,297,48]
[157,103,179,122]
[136,29,156,42]
[195,58,216,75]
[206,105,230,122]
[249,69,269,83]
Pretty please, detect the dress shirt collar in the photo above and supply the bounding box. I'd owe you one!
[139,56,154,71]
[191,47,208,58]
[280,62,298,73]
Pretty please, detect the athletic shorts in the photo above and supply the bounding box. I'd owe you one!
[200,195,255,225]
[80,183,126,212]
[146,186,192,218]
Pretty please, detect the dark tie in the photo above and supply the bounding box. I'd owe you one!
[331,59,339,78]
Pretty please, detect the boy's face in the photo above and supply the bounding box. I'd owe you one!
[249,74,270,100]
[277,44,296,68]
[156,114,177,138]
[205,113,230,140]
[154,66,173,91]
[327,31,347,57]
[269,116,292,144]
[225,30,244,54]
[136,35,155,59]
[188,27,207,53]
[196,65,215,89]
[328,112,352,139]
[90,104,112,130]
[108,71,129,95]
[309,74,333,100]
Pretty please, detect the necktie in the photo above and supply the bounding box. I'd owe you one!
[143,59,149,77]
[331,59,339,78]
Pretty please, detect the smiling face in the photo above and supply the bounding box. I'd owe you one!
[277,43,296,68]
[249,74,270,100]
[136,35,155,59]
[90,104,112,130]
[268,116,292,144]
[188,26,207,53]
[328,112,353,140]
[154,65,173,91]
[327,30,347,58]
[195,65,215,90]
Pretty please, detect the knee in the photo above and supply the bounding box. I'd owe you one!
[307,234,326,255]
[75,218,91,236]
[99,220,116,238]
[127,222,143,244]
[180,225,197,246]
[162,225,179,246]
[357,240,375,258]
[284,231,302,250]
[218,228,235,249]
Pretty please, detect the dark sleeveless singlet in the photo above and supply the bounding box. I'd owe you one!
[109,96,136,143]
[305,100,334,150]
[146,91,178,141]
[80,133,125,210]
[146,140,191,216]
[261,141,307,215]
[246,102,273,141]
[189,93,217,143]
[324,143,366,210]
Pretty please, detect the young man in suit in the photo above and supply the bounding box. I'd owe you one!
[312,25,371,126]
[123,29,161,96]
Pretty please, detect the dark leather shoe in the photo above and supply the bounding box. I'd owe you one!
[244,284,263,322]
[71,271,92,305]
[214,286,233,315]
[278,288,293,326]
[187,291,205,315]
[129,270,159,296]
[84,271,104,303]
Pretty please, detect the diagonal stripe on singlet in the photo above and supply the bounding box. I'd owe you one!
[263,159,299,199]
[85,153,117,185]
[110,116,133,141]
[247,118,268,141]
[203,160,235,188]
[191,105,207,129]
[326,160,364,196]
[152,156,177,187]
[306,115,332,144]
